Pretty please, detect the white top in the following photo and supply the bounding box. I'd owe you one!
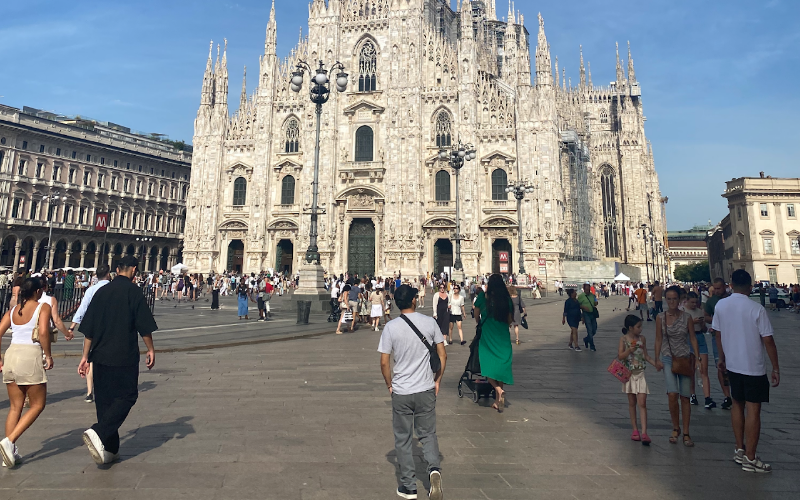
[377,312,443,396]
[72,279,110,325]
[10,303,43,345]
[450,294,465,315]
[711,292,774,376]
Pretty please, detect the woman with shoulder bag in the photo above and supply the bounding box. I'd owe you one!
[472,274,514,413]
[335,284,352,334]
[0,278,55,467]
[655,286,700,447]
[508,285,526,345]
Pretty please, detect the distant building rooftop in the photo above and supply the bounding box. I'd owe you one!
[19,105,192,154]
[667,224,714,241]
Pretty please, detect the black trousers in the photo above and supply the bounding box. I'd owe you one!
[92,363,139,454]
[211,290,219,309]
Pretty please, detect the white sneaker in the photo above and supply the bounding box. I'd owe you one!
[83,428,105,465]
[0,437,15,467]
[102,450,120,464]
[1,443,21,467]
[429,469,443,500]
[733,448,745,464]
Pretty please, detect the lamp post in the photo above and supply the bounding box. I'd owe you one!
[505,180,535,276]
[45,191,67,270]
[438,140,476,278]
[291,59,348,264]
[637,223,653,282]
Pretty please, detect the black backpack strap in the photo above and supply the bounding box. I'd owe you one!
[400,314,434,350]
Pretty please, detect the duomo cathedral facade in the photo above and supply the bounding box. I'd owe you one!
[183,0,665,281]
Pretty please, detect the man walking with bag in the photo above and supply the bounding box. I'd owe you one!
[78,256,157,465]
[379,284,446,500]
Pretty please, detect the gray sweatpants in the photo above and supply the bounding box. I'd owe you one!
[392,389,441,490]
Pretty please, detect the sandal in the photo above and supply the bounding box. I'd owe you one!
[496,391,505,413]
[669,429,679,444]
[631,430,641,441]
[683,434,694,447]
[515,339,520,345]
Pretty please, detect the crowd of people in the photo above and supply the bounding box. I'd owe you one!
[0,264,786,500]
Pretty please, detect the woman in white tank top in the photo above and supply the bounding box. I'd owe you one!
[0,277,54,468]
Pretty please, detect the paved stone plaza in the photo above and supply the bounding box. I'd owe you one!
[1,294,798,499]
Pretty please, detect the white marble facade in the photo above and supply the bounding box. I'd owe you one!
[183,0,665,280]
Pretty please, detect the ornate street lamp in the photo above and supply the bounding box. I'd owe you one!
[637,223,654,282]
[438,140,476,276]
[291,60,348,264]
[505,181,535,275]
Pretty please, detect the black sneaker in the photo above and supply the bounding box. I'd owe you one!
[583,337,589,349]
[396,486,418,499]
[690,394,698,406]
[84,393,94,403]
[590,346,596,352]
[721,397,732,410]
[429,468,443,500]
[705,397,717,409]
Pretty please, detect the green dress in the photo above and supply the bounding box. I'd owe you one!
[475,293,514,385]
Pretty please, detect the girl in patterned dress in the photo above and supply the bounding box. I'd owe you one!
[617,315,657,445]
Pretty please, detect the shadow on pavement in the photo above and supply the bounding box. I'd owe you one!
[119,416,195,459]
[24,428,86,463]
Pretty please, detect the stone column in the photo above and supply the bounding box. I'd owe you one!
[12,240,22,271]
[107,252,113,268]
[94,250,101,269]
[145,253,151,272]
[48,244,56,270]
[79,250,86,268]
[774,202,787,259]
[31,242,40,272]
[64,250,71,268]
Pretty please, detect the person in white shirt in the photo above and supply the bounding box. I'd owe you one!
[712,269,780,473]
[69,265,112,404]
[447,284,466,345]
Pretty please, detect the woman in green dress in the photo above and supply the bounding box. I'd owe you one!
[473,274,514,412]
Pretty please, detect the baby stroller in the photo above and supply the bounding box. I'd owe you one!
[327,298,341,322]
[457,326,496,403]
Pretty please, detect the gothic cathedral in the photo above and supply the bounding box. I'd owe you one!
[183,0,665,281]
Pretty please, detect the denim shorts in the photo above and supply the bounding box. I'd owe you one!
[661,356,692,398]
[690,332,708,355]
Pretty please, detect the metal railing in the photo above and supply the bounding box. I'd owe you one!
[0,282,155,322]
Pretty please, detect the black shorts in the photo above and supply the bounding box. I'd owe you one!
[257,298,265,310]
[449,315,463,323]
[728,371,769,404]
[769,298,777,304]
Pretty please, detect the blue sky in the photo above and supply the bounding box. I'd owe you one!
[2,0,798,230]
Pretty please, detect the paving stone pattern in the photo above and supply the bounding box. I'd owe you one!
[1,296,798,499]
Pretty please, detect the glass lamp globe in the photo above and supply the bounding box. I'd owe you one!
[458,149,466,158]
[314,73,328,85]
[291,73,303,86]
[439,151,448,159]
[290,83,301,93]
[336,73,348,88]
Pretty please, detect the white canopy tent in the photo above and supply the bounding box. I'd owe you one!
[614,273,631,281]
[171,263,189,274]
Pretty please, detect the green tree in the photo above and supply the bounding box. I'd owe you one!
[673,260,711,283]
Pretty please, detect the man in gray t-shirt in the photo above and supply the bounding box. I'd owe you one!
[378,285,445,500]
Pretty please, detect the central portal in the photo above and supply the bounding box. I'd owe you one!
[348,218,375,278]
[433,239,453,276]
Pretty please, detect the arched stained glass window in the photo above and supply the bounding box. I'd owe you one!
[435,170,450,201]
[435,111,452,148]
[285,119,300,153]
[491,169,508,200]
[281,175,295,205]
[355,126,374,162]
[601,166,620,258]
[358,41,377,92]
[233,177,247,206]
[600,110,608,124]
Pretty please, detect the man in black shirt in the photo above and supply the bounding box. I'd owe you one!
[78,256,157,464]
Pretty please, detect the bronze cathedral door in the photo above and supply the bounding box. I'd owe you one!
[347,219,375,277]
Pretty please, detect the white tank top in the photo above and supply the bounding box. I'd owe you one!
[10,303,44,345]
[38,293,57,329]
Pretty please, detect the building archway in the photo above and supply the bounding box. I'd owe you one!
[149,246,159,272]
[348,218,375,278]
[227,240,244,273]
[433,239,453,277]
[125,244,135,256]
[85,241,97,268]
[112,243,124,270]
[275,239,294,275]
[161,246,170,271]
[491,238,512,275]
[69,241,82,268]
[0,236,16,267]
[53,240,68,269]
[35,238,48,271]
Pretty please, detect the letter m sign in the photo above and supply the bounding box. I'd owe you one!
[95,212,109,232]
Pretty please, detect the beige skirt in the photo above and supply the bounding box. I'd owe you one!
[622,370,649,395]
[3,344,48,386]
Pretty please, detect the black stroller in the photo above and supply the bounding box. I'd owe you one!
[457,325,496,403]
[327,298,341,322]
